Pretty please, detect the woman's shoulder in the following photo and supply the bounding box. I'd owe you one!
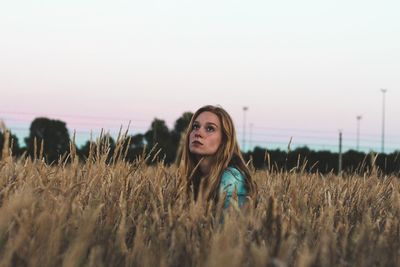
[222,166,244,180]
[220,166,246,194]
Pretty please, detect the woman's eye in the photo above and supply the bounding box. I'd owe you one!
[192,124,200,130]
[206,126,215,132]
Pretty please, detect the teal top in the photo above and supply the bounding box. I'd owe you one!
[219,167,247,209]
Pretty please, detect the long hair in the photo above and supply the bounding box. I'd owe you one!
[179,105,257,204]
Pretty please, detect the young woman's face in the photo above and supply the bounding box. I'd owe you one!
[189,111,222,157]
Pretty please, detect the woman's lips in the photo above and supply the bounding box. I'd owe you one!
[192,140,203,145]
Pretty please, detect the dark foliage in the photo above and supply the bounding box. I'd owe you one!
[0,131,21,158]
[24,117,70,163]
[244,146,400,175]
[1,112,399,174]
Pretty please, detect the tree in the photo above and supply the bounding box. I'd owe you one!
[0,131,21,158]
[250,146,267,169]
[131,133,145,148]
[78,134,115,162]
[25,117,70,163]
[171,112,193,144]
[144,118,174,163]
[115,133,145,162]
[128,133,145,160]
[171,112,193,164]
[172,112,193,136]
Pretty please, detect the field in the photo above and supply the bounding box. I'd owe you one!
[0,139,399,267]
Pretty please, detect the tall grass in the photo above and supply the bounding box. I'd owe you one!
[0,134,399,267]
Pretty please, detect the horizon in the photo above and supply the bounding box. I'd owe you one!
[1,109,399,154]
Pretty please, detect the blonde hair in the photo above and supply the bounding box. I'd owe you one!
[179,105,257,204]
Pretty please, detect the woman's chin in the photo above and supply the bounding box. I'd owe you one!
[190,150,207,157]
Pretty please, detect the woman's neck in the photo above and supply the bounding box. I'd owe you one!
[197,156,212,175]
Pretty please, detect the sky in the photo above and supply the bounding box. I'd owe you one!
[0,0,399,153]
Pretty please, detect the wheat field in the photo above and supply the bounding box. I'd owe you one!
[0,136,399,267]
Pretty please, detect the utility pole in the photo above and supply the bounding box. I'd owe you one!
[338,130,343,175]
[249,123,253,151]
[242,106,248,152]
[380,88,387,153]
[356,115,362,151]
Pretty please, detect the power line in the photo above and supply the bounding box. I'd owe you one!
[2,110,399,152]
[0,109,149,122]
[2,117,148,129]
[6,123,400,150]
[3,110,400,138]
[237,131,400,145]
[250,125,400,139]
[6,116,398,143]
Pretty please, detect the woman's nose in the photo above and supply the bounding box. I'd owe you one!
[194,129,203,138]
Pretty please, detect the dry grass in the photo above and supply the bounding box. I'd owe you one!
[0,136,399,267]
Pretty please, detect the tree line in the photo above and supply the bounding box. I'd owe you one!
[0,114,399,175]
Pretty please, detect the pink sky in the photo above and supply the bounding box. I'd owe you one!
[1,0,399,152]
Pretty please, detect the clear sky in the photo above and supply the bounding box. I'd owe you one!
[1,0,399,153]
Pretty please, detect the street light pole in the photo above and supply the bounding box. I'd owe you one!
[338,130,343,175]
[250,123,253,152]
[380,88,387,153]
[242,106,248,152]
[356,115,362,151]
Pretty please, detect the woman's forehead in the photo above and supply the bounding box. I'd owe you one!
[195,111,220,125]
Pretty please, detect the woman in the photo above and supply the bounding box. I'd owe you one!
[179,105,257,209]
